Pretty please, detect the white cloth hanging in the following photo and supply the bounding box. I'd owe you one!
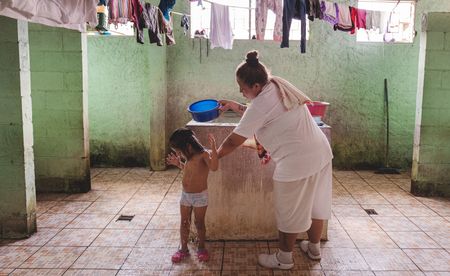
[0,0,97,32]
[209,2,233,50]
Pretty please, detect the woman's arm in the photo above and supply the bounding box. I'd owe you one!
[219,100,247,116]
[242,137,257,150]
[203,134,219,171]
[217,132,247,159]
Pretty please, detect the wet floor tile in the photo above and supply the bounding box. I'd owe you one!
[9,268,66,275]
[66,213,115,229]
[319,248,369,271]
[1,228,60,247]
[386,232,440,249]
[71,246,133,269]
[19,246,85,269]
[403,249,450,271]
[46,228,102,247]
[91,229,143,247]
[0,246,40,268]
[359,248,419,271]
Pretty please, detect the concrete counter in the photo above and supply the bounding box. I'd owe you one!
[186,114,330,240]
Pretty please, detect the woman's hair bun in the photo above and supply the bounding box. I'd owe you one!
[245,50,259,66]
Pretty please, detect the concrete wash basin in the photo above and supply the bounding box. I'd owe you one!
[186,112,330,240]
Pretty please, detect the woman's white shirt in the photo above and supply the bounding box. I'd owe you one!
[233,82,333,182]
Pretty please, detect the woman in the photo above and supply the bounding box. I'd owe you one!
[217,50,333,269]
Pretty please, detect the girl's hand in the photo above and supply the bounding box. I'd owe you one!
[166,152,180,167]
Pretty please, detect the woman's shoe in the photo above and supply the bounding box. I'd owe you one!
[300,240,321,260]
[171,249,190,263]
[258,253,294,269]
[197,249,209,262]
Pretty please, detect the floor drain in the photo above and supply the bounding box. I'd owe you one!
[117,215,134,221]
[364,209,378,215]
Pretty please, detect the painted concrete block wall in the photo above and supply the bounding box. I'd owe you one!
[412,13,450,196]
[164,0,450,169]
[29,24,90,192]
[87,37,166,167]
[0,16,36,238]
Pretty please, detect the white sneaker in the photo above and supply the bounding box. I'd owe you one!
[257,253,294,270]
[299,240,321,260]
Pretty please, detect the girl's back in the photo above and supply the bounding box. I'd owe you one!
[182,151,211,193]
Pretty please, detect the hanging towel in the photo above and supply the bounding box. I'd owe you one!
[209,3,233,50]
[0,0,97,32]
[270,76,311,110]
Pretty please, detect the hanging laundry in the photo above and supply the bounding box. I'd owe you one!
[129,0,144,43]
[366,10,389,34]
[350,7,366,34]
[141,3,163,46]
[159,8,176,45]
[307,0,322,21]
[181,14,189,35]
[209,2,233,50]
[0,0,97,32]
[96,1,110,34]
[320,0,338,26]
[281,0,307,53]
[159,0,176,21]
[108,0,133,25]
[255,0,283,42]
[333,3,352,32]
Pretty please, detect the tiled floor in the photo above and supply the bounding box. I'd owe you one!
[1,168,449,276]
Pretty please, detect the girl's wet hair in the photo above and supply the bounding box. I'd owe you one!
[236,50,270,87]
[169,128,205,160]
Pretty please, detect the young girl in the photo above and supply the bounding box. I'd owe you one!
[166,128,218,263]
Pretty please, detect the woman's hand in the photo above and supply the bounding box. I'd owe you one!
[218,99,246,116]
[218,100,235,113]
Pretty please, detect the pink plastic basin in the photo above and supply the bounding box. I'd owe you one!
[306,101,330,120]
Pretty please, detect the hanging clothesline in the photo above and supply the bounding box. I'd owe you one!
[171,11,190,17]
[201,0,255,10]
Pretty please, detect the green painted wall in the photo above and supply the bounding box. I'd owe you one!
[87,36,166,167]
[29,24,90,192]
[165,0,450,169]
[412,13,450,196]
[0,17,36,238]
[86,0,450,169]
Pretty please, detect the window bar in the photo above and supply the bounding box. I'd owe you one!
[248,0,252,39]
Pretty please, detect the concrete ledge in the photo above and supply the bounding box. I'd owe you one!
[411,180,450,197]
[36,175,90,193]
[0,213,36,239]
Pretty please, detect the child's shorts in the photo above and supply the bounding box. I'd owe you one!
[180,190,208,207]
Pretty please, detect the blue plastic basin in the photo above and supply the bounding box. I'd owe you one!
[188,99,220,122]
